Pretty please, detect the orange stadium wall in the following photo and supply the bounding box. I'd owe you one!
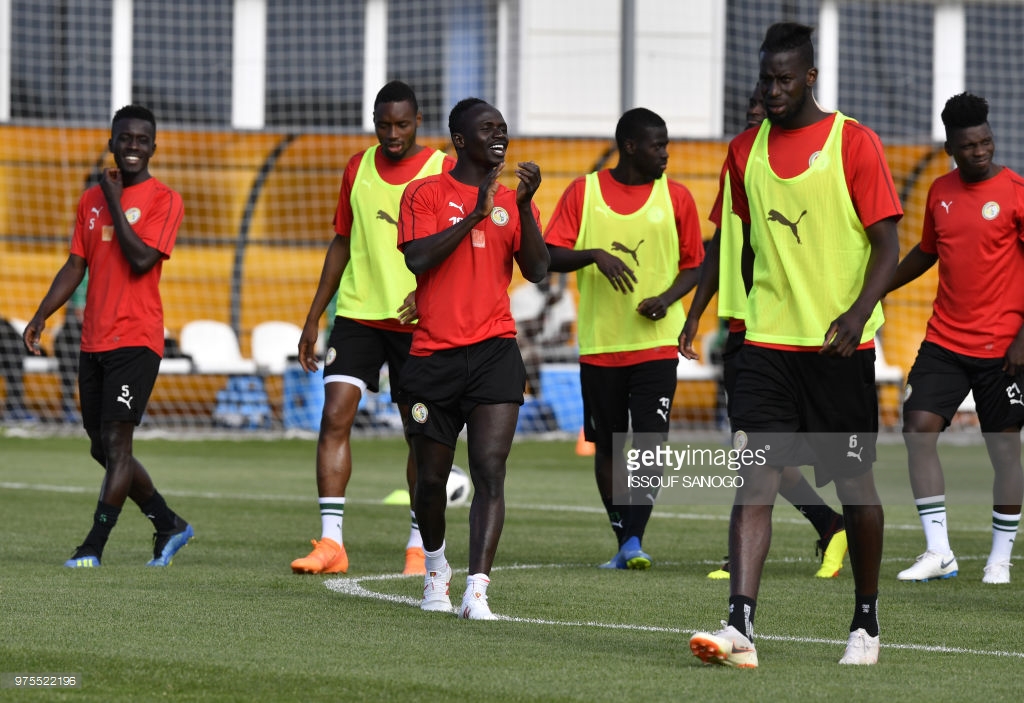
[0,126,946,422]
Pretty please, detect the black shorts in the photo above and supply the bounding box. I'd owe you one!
[904,340,1024,432]
[400,337,525,448]
[79,347,161,434]
[730,344,878,483]
[579,358,678,454]
[324,317,412,401]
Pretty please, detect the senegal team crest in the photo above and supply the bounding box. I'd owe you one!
[982,201,1000,220]
[125,207,141,224]
[325,347,337,366]
[411,402,428,423]
[490,206,509,226]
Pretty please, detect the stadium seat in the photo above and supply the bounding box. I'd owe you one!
[179,320,257,375]
[251,320,303,375]
[873,336,904,390]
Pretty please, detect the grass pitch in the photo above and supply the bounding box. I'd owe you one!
[0,432,1020,702]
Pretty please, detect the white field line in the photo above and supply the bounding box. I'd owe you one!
[326,563,1024,660]
[4,479,1019,657]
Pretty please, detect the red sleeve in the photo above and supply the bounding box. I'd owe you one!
[542,176,587,249]
[397,175,443,249]
[726,130,757,223]
[841,121,904,227]
[669,180,705,270]
[332,151,365,236]
[708,160,728,227]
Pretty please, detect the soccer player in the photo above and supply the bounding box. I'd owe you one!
[887,92,1023,585]
[23,104,193,568]
[397,98,548,619]
[689,22,900,667]
[291,81,455,577]
[681,86,848,580]
[545,108,705,569]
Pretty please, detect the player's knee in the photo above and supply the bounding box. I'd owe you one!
[468,465,506,499]
[902,410,944,436]
[319,404,356,435]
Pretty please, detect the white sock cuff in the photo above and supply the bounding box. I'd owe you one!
[992,510,1021,521]
[914,495,945,508]
[467,573,490,592]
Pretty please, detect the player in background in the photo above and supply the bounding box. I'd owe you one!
[545,108,704,569]
[292,81,455,577]
[397,98,547,619]
[689,22,900,667]
[887,92,1023,585]
[24,105,193,568]
[681,86,847,580]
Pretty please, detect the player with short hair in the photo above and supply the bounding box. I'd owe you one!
[24,104,193,568]
[689,22,900,667]
[545,107,705,570]
[397,97,548,619]
[291,80,455,577]
[681,86,848,580]
[888,92,1023,585]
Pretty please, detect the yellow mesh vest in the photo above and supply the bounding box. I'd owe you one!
[575,171,684,355]
[335,146,447,320]
[743,114,884,345]
[717,169,747,320]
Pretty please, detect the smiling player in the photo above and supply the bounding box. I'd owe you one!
[887,92,1024,586]
[291,81,454,578]
[23,105,192,569]
[397,98,548,620]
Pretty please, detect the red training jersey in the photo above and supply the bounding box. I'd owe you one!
[70,178,183,356]
[397,171,542,355]
[544,169,704,365]
[920,167,1024,357]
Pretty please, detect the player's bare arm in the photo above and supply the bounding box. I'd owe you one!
[546,244,637,294]
[821,216,899,357]
[680,230,721,359]
[637,265,700,323]
[298,236,351,373]
[100,168,163,274]
[512,161,549,283]
[23,254,87,355]
[403,165,502,276]
[886,243,937,295]
[1004,325,1024,376]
